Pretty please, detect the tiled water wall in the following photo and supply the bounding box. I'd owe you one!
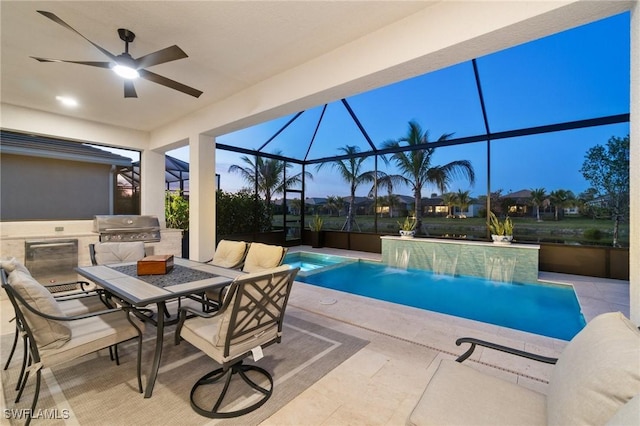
[381,236,540,284]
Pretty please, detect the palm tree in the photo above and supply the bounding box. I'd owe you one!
[316,145,378,231]
[456,189,471,218]
[442,192,457,218]
[549,189,576,221]
[382,120,475,233]
[369,172,404,218]
[530,188,546,222]
[229,150,311,210]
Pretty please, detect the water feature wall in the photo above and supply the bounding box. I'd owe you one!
[381,236,540,283]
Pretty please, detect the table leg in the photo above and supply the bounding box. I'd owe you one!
[144,301,166,398]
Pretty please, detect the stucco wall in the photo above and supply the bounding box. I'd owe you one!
[1,154,112,220]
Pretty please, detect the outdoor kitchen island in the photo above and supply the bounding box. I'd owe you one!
[0,219,183,275]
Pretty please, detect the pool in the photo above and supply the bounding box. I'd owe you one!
[283,252,357,277]
[284,252,586,340]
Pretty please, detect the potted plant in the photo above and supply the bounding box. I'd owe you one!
[309,214,324,248]
[487,211,514,244]
[398,216,417,238]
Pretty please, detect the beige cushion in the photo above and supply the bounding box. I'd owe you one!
[0,256,31,275]
[242,243,285,273]
[8,270,72,349]
[407,358,546,426]
[210,240,247,269]
[606,393,640,425]
[607,393,640,426]
[94,242,145,265]
[547,312,640,425]
[40,311,144,367]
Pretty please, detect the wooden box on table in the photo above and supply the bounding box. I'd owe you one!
[137,255,174,275]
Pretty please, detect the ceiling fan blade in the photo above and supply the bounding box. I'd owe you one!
[135,45,188,69]
[124,81,138,98]
[138,69,202,98]
[37,10,118,61]
[30,56,112,69]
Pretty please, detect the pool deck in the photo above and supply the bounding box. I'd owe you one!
[1,247,630,425]
[260,246,631,424]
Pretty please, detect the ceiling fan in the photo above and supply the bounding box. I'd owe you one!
[31,10,203,98]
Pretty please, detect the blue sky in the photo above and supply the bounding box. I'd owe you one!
[171,12,630,200]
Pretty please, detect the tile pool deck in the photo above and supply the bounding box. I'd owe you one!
[262,246,630,424]
[0,246,630,425]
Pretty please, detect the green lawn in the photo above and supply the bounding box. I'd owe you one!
[275,214,629,247]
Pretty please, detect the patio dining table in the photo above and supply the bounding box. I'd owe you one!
[76,257,243,397]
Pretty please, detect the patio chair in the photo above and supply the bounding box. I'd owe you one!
[1,257,109,386]
[175,265,299,418]
[89,241,146,265]
[242,242,288,273]
[205,242,286,308]
[407,311,640,426]
[1,266,144,426]
[208,240,249,269]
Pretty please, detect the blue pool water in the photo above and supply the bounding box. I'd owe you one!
[284,252,586,340]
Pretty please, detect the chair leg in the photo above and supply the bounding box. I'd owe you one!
[24,368,42,426]
[189,361,273,419]
[135,331,143,393]
[15,335,29,391]
[3,323,19,370]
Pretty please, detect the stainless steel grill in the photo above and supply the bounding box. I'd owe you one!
[93,215,161,242]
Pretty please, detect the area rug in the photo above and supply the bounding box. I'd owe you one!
[1,315,368,425]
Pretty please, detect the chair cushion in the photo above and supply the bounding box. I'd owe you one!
[407,359,546,426]
[547,312,640,425]
[8,270,72,349]
[210,240,247,269]
[242,243,285,273]
[0,256,32,275]
[94,242,145,265]
[606,393,640,426]
[40,310,144,367]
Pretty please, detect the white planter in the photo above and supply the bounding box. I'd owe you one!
[399,230,415,238]
[491,234,513,244]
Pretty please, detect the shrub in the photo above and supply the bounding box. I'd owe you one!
[583,228,603,241]
[216,190,271,236]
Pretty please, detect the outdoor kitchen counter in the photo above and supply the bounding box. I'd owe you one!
[0,222,182,268]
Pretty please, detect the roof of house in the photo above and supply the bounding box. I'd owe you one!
[0,131,132,166]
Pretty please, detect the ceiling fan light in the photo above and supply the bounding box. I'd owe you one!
[112,64,139,79]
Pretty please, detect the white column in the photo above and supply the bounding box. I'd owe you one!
[140,149,166,224]
[629,2,639,325]
[188,134,216,261]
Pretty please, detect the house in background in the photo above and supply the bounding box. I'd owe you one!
[0,131,133,220]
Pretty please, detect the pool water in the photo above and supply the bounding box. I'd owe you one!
[285,253,585,340]
[283,252,356,276]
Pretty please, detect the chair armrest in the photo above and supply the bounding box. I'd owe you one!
[43,280,93,292]
[455,337,558,364]
[10,288,124,321]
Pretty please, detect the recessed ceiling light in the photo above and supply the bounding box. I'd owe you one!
[56,96,78,107]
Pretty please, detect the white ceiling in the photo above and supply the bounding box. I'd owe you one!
[1,1,433,132]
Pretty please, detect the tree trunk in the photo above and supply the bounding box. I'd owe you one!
[414,188,422,234]
[613,214,620,247]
